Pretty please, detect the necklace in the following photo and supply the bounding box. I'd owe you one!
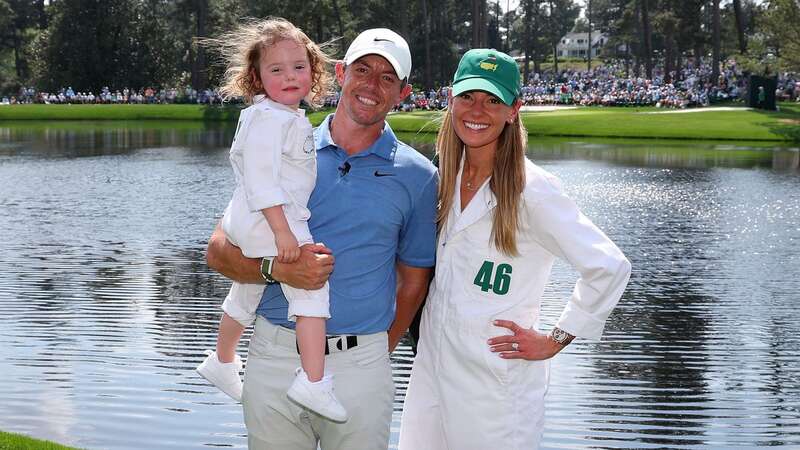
[463,163,490,192]
[464,174,488,191]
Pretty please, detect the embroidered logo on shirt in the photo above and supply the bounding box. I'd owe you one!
[302,133,315,154]
[374,170,395,177]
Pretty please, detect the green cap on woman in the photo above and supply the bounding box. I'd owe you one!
[451,48,521,106]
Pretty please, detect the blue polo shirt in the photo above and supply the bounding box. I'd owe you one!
[256,114,438,334]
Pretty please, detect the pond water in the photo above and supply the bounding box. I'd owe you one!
[1,122,799,449]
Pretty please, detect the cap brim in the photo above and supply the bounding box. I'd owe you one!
[344,49,407,81]
[451,77,515,106]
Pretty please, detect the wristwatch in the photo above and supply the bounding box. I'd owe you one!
[260,257,278,284]
[549,327,575,346]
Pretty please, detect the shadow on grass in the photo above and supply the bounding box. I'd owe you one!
[753,102,800,142]
[769,123,800,142]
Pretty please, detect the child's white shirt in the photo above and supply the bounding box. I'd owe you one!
[222,96,316,258]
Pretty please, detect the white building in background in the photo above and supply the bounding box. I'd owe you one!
[557,32,607,59]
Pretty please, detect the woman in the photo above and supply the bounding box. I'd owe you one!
[398,49,631,450]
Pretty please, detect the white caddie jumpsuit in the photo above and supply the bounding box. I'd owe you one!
[399,158,631,450]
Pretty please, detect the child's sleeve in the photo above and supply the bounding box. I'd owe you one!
[240,110,290,212]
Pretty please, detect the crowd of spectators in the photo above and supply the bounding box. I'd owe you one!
[3,85,222,105]
[3,59,798,110]
[395,59,799,111]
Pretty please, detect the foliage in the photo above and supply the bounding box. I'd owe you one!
[0,0,795,95]
[758,0,800,72]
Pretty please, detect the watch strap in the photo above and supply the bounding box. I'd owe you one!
[260,257,277,284]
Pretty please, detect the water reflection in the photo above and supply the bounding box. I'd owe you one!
[0,121,235,158]
[1,124,799,449]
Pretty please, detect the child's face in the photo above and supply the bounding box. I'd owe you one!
[257,39,312,108]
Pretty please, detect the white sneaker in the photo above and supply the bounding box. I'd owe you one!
[196,350,243,402]
[287,368,348,423]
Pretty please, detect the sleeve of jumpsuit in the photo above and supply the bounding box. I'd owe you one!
[526,186,632,340]
[240,109,291,212]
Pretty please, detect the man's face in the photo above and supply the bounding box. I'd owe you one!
[335,54,412,127]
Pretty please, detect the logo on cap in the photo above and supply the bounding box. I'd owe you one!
[479,57,498,72]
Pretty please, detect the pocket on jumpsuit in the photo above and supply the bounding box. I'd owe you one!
[480,334,509,385]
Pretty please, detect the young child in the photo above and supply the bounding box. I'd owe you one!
[196,17,347,422]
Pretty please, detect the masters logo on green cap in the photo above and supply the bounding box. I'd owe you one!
[452,48,521,106]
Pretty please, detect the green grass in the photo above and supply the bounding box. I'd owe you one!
[2,102,799,142]
[0,104,243,121]
[386,103,800,142]
[0,431,80,450]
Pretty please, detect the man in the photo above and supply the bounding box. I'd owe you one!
[206,28,437,450]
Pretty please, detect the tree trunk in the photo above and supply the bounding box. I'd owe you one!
[399,0,408,38]
[553,43,559,73]
[331,0,346,55]
[421,0,432,89]
[625,40,631,77]
[506,0,512,52]
[472,0,483,47]
[13,33,27,79]
[639,0,652,79]
[191,0,208,91]
[664,35,674,83]
[35,0,47,28]
[711,0,721,84]
[587,0,592,71]
[523,0,533,83]
[549,0,558,74]
[733,0,747,54]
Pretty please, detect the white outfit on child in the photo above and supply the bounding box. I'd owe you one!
[221,96,329,326]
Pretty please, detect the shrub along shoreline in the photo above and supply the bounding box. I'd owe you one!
[1,103,798,142]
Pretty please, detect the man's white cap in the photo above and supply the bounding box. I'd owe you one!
[344,28,412,81]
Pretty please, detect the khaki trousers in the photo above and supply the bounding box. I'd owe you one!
[243,317,394,450]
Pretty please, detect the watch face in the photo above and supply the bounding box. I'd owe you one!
[552,328,567,343]
[260,258,269,275]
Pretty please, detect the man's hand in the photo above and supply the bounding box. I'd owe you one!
[271,243,334,290]
[206,223,334,289]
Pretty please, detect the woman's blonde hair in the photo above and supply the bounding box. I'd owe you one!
[203,17,334,107]
[436,101,527,256]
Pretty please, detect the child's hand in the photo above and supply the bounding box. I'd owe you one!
[275,230,300,263]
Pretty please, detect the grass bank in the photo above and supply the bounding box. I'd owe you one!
[2,102,798,142]
[0,431,80,450]
[0,104,332,124]
[0,104,243,121]
[386,102,800,142]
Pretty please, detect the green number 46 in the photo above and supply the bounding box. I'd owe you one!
[473,260,512,295]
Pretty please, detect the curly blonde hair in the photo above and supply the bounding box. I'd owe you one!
[203,17,334,107]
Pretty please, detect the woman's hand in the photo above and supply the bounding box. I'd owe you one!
[488,320,566,361]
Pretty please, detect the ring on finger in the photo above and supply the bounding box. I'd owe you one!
[511,342,519,351]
